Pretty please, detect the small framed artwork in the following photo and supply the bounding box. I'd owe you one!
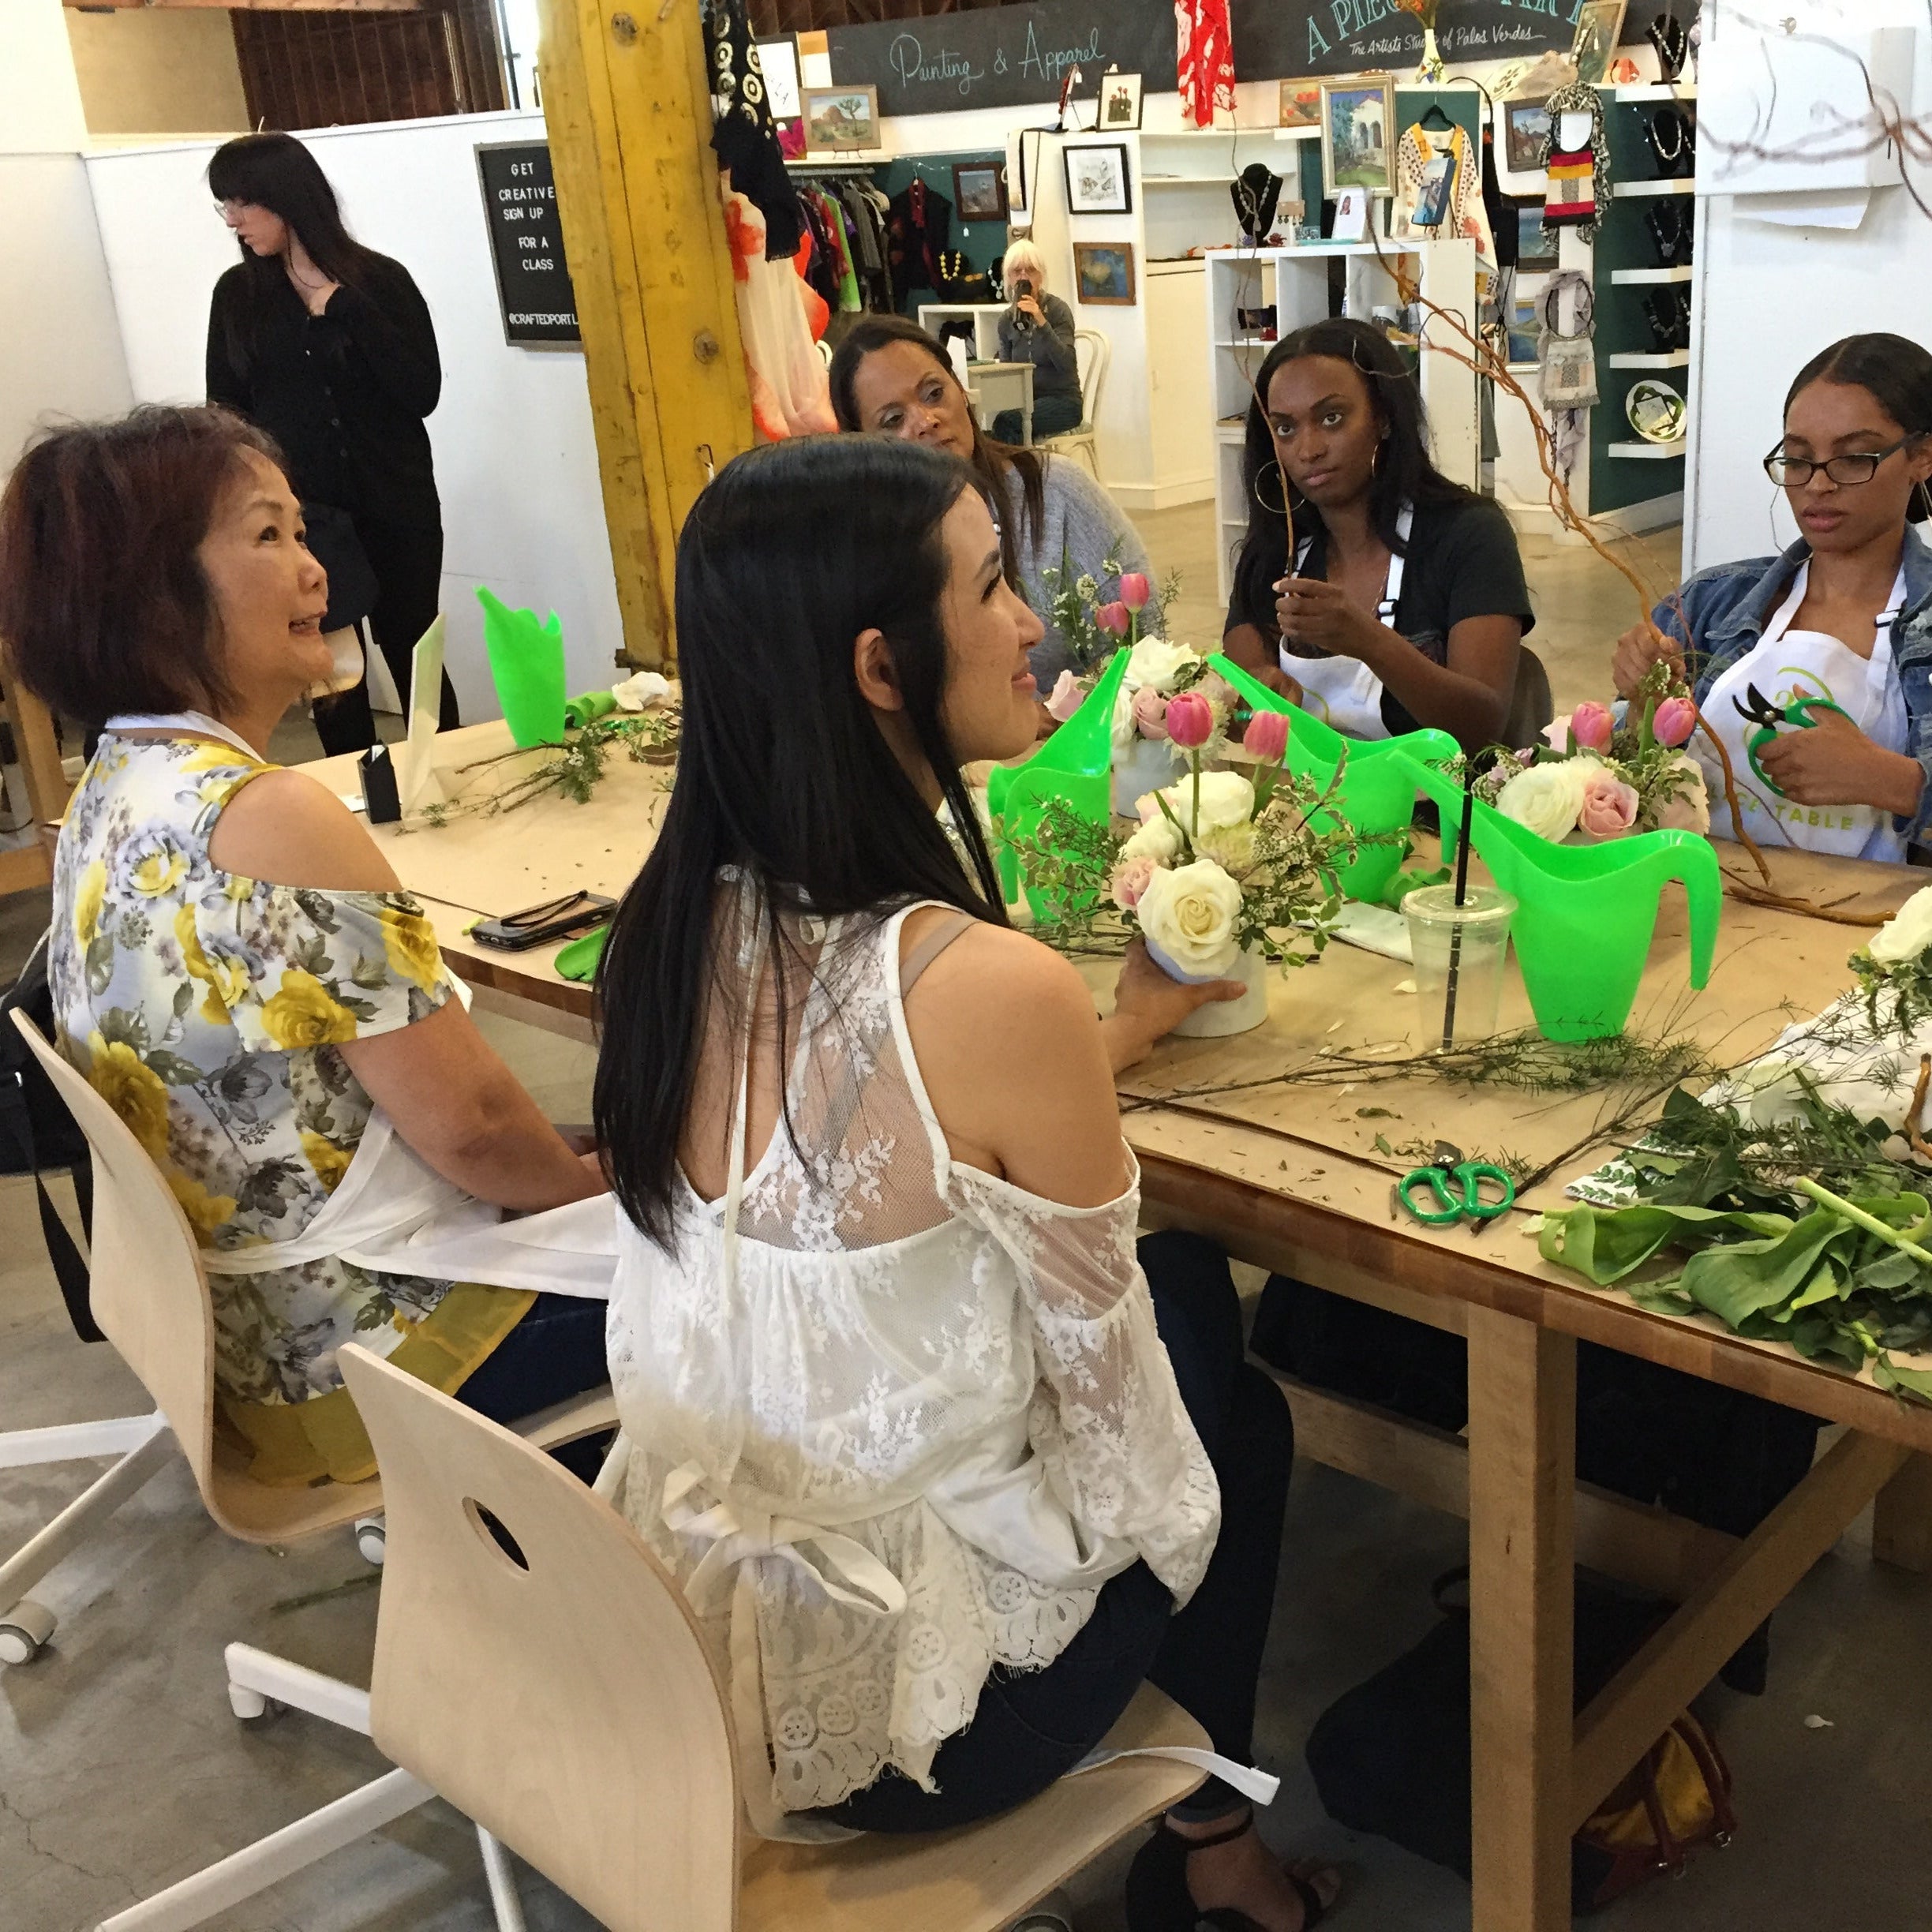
[1063,143,1133,216]
[1331,185,1369,242]
[1073,241,1136,305]
[1503,96,1552,174]
[802,83,879,155]
[1279,78,1323,130]
[1507,294,1542,368]
[952,162,1008,223]
[756,36,804,160]
[1570,0,1628,88]
[1515,199,1559,271]
[1320,75,1396,199]
[1099,71,1144,131]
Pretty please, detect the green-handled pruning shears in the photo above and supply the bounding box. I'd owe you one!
[1398,1159,1517,1228]
[1731,681,1853,796]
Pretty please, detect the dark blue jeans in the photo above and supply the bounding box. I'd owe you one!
[991,391,1084,445]
[457,1290,610,1481]
[818,1230,1294,1833]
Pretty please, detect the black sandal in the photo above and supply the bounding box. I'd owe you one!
[1123,1811,1335,1931]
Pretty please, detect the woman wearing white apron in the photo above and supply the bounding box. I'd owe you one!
[1221,318,1542,753]
[0,407,612,1487]
[1615,333,1932,860]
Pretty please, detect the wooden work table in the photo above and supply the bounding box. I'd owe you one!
[305,721,1932,1930]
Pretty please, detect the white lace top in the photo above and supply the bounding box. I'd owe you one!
[606,892,1220,1832]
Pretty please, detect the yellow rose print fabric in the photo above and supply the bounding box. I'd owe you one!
[47,732,523,1481]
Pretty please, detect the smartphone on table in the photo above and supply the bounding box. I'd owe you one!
[470,890,616,952]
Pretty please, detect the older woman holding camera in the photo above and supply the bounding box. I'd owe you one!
[993,238,1084,447]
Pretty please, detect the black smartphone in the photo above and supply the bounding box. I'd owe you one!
[470,890,616,951]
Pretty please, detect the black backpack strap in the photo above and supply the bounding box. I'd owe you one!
[0,1070,99,1343]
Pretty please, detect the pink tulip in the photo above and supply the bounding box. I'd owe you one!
[1045,669,1085,722]
[1165,689,1215,750]
[1095,601,1132,637]
[1245,709,1290,765]
[1576,766,1640,839]
[1653,695,1698,748]
[1570,701,1616,754]
[1130,685,1170,741]
[1118,571,1151,612]
[1111,855,1157,911]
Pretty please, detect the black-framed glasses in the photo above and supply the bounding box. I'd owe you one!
[1763,434,1921,488]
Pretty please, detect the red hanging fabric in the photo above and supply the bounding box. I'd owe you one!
[1175,0,1235,129]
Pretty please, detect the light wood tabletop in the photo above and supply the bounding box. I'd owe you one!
[301,724,1932,1930]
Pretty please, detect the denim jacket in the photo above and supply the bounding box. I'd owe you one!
[1653,525,1932,844]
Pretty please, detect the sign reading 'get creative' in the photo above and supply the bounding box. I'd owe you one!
[475,142,581,349]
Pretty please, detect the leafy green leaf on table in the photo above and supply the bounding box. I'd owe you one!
[1537,1203,1789,1286]
[1873,1354,1932,1406]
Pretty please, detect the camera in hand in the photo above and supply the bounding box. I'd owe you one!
[1013,277,1034,330]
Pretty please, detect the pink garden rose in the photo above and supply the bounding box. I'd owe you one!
[1130,685,1170,740]
[1652,695,1698,748]
[1569,701,1616,753]
[1111,854,1158,910]
[1576,765,1640,839]
[1164,689,1215,750]
[1045,669,1085,722]
[1244,709,1290,765]
[1118,571,1151,612]
[1095,601,1132,637]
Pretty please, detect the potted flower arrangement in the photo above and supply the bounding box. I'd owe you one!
[1476,667,1709,845]
[1108,636,1242,816]
[1007,700,1357,1038]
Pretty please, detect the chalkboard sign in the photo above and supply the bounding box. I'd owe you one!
[475,142,581,348]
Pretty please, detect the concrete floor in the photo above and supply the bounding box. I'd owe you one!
[7,511,1932,1932]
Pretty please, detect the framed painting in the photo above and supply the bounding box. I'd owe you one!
[802,84,879,155]
[1320,75,1396,199]
[1073,241,1136,305]
[1063,143,1133,215]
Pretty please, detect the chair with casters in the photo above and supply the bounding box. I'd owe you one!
[1038,329,1109,478]
[335,1340,1215,1932]
[8,1013,615,1932]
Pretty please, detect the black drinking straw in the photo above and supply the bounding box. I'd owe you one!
[1441,777,1476,1050]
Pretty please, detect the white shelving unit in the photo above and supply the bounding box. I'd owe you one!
[1608,349,1691,369]
[1612,178,1695,197]
[1613,83,1700,103]
[1203,237,1480,603]
[1607,440,1690,459]
[1611,265,1696,284]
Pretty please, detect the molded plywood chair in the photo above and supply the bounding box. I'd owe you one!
[9,1014,614,1932]
[339,1340,1211,1932]
[1038,329,1108,477]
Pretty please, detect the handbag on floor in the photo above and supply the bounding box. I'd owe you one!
[1305,1567,1735,1913]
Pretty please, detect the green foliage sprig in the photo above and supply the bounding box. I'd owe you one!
[416,709,680,826]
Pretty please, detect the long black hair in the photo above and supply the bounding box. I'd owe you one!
[1230,317,1472,635]
[208,135,382,368]
[828,314,1047,593]
[592,435,1007,1248]
[1784,332,1932,525]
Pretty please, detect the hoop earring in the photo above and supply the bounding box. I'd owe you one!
[1252,458,1289,516]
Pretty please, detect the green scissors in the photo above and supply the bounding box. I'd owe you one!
[1398,1157,1517,1227]
[1732,682,1854,796]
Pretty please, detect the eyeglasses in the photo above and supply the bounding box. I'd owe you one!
[1763,434,1921,488]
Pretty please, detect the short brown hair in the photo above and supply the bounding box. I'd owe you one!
[0,404,283,724]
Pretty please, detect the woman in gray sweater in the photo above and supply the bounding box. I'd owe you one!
[992,238,1083,444]
[829,315,1163,696]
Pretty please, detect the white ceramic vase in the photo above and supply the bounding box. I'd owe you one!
[1145,937,1271,1038]
[1112,736,1187,818]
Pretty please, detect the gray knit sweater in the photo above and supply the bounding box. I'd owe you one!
[999,455,1165,690]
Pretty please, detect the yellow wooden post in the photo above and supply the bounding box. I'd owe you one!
[537,0,755,668]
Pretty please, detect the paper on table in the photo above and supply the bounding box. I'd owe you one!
[1329,900,1413,962]
[397,615,447,814]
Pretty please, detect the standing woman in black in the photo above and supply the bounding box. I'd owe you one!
[205,133,459,754]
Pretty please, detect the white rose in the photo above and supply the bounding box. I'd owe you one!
[1869,884,1932,964]
[1138,859,1245,978]
[1123,637,1200,693]
[1496,759,1590,842]
[1120,815,1183,865]
[1653,754,1709,836]
[1149,769,1256,833]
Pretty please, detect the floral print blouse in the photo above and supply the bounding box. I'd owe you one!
[50,731,526,1482]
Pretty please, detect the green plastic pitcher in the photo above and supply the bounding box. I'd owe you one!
[1206,655,1458,903]
[1403,756,1721,1042]
[476,585,567,748]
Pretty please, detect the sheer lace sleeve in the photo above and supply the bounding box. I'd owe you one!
[944,1152,1221,1604]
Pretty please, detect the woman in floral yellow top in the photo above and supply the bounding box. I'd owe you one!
[0,406,609,1485]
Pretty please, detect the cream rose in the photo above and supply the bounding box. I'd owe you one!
[1138,859,1245,979]
[1869,885,1932,964]
[1496,759,1590,843]
[1120,815,1183,866]
[1122,637,1200,692]
[1146,769,1255,833]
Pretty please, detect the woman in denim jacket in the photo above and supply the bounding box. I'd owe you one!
[1614,334,1932,862]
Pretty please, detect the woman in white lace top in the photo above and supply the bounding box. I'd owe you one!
[593,437,1337,1930]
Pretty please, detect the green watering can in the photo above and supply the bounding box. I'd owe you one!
[986,649,1129,915]
[1402,756,1721,1043]
[1206,656,1458,904]
[476,585,567,748]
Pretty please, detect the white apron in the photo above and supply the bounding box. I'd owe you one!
[103,711,617,1300]
[1691,564,1909,863]
[1279,504,1412,739]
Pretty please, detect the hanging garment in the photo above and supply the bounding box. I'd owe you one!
[1174,0,1236,129]
[1281,506,1413,739]
[724,190,835,440]
[1694,562,1910,862]
[887,181,952,305]
[1395,125,1494,267]
[704,0,803,261]
[1541,84,1609,240]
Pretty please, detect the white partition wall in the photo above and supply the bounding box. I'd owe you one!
[84,110,623,716]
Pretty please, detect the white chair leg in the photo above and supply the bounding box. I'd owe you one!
[0,1410,167,1470]
[95,1766,433,1932]
[223,1642,373,1735]
[477,1826,530,1932]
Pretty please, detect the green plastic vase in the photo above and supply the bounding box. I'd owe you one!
[476,585,567,748]
[1402,756,1721,1042]
[1205,655,1458,903]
